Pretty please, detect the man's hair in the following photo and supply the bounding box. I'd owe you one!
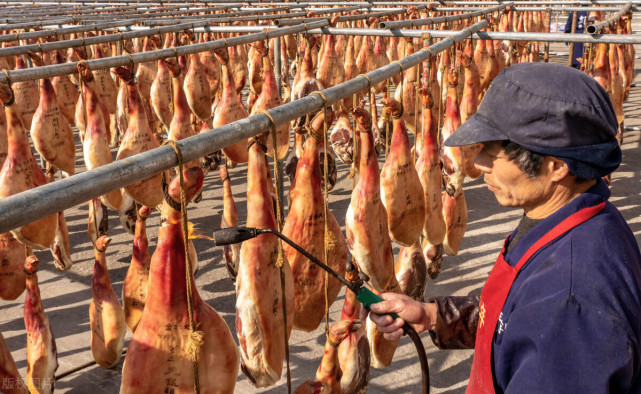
[500,141,591,183]
[501,141,544,179]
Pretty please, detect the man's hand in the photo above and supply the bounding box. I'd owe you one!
[360,293,438,341]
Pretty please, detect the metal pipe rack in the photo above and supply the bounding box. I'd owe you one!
[0,19,488,234]
[0,19,140,43]
[273,5,428,27]
[586,2,633,33]
[0,19,329,84]
[379,4,508,29]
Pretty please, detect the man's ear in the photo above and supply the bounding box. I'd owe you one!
[546,156,571,182]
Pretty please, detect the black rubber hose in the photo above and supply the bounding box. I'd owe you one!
[403,322,430,394]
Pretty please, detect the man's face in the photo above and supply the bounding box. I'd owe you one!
[473,141,552,211]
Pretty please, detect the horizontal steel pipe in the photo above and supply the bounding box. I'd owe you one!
[0,19,140,43]
[0,19,485,235]
[274,5,427,26]
[380,4,507,29]
[0,19,329,84]
[0,18,75,29]
[586,2,633,33]
[306,27,641,44]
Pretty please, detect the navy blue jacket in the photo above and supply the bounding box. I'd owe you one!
[492,180,641,392]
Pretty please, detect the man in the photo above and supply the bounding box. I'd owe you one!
[364,63,641,392]
[564,9,588,68]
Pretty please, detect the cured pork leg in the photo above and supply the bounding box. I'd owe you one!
[136,36,158,101]
[219,165,240,281]
[379,98,425,247]
[151,58,174,130]
[366,277,402,369]
[423,240,444,280]
[443,190,468,256]
[338,264,370,394]
[183,32,212,122]
[0,232,27,300]
[237,142,294,387]
[78,62,123,211]
[51,50,79,125]
[24,255,58,393]
[294,320,363,394]
[50,211,73,271]
[395,241,427,301]
[0,84,57,250]
[346,107,395,292]
[12,55,39,130]
[250,41,290,160]
[459,54,483,180]
[114,66,164,208]
[89,235,126,369]
[417,83,446,246]
[330,107,354,166]
[441,68,465,198]
[28,53,76,176]
[282,130,347,332]
[213,48,249,164]
[123,206,152,334]
[121,167,239,393]
[0,330,27,393]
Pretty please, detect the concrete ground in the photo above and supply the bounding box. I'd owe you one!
[1,43,641,393]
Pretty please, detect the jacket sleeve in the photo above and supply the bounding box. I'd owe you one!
[427,296,480,350]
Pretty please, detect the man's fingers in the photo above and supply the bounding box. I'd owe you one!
[369,299,399,314]
[383,329,404,341]
[369,312,394,327]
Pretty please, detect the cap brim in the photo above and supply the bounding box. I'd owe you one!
[444,113,509,147]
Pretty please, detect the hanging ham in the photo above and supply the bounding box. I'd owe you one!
[337,263,370,394]
[51,50,79,125]
[0,232,27,300]
[113,66,164,207]
[219,164,240,281]
[0,83,57,250]
[24,255,58,393]
[250,41,290,160]
[394,39,419,133]
[200,33,221,97]
[123,205,152,334]
[330,106,355,165]
[417,83,446,246]
[317,16,346,105]
[380,98,425,247]
[0,330,27,394]
[346,107,395,292]
[292,35,324,102]
[91,43,118,115]
[77,62,123,210]
[50,211,73,271]
[213,47,250,164]
[423,240,444,279]
[183,32,212,122]
[237,141,294,387]
[282,128,348,332]
[366,277,402,369]
[395,241,427,301]
[459,54,483,180]
[89,235,126,369]
[443,190,468,256]
[12,55,39,130]
[151,57,174,131]
[135,36,159,101]
[441,68,465,198]
[27,53,76,176]
[294,320,363,394]
[121,167,239,393]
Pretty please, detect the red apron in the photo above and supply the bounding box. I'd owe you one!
[466,202,606,394]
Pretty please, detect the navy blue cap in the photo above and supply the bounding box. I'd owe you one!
[444,62,621,179]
